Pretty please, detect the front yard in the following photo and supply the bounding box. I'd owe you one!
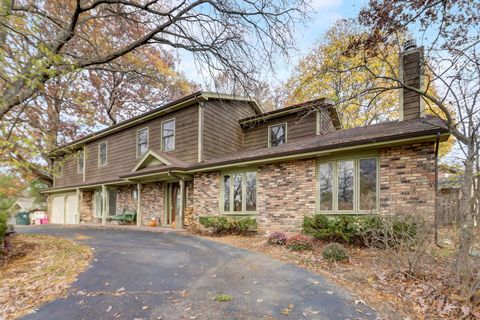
[0,234,92,320]
[195,218,480,320]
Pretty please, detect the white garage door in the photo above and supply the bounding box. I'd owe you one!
[51,195,65,224]
[65,194,78,224]
[50,193,78,224]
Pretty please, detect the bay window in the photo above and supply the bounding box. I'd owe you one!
[318,157,378,213]
[222,170,257,213]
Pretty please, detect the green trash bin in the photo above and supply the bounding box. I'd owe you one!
[15,211,30,225]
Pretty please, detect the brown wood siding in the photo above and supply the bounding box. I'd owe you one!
[54,156,83,188]
[56,105,198,188]
[202,100,257,160]
[243,112,317,150]
[320,110,336,134]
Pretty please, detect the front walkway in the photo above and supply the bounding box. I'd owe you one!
[18,226,376,320]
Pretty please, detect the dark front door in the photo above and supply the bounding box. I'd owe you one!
[166,182,180,226]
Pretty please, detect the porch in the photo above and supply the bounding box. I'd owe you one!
[76,176,194,229]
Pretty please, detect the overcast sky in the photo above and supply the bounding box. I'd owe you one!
[177,0,367,87]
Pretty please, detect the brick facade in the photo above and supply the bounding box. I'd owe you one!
[73,142,436,231]
[79,191,93,223]
[379,142,435,216]
[257,159,317,232]
[192,171,221,219]
[115,183,164,226]
[139,182,164,226]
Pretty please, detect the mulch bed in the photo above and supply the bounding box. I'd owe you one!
[0,234,92,320]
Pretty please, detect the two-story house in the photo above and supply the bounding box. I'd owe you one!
[45,45,450,232]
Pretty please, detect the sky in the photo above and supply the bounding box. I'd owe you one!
[177,0,367,87]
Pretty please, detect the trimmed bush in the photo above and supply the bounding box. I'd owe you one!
[267,232,287,246]
[199,216,256,235]
[286,234,314,251]
[322,243,349,262]
[303,214,418,247]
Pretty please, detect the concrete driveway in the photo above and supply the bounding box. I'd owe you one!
[18,226,375,320]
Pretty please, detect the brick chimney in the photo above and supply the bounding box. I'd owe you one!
[399,40,425,121]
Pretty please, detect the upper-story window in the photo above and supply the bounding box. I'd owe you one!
[98,141,107,167]
[137,127,149,157]
[77,149,84,174]
[318,157,378,214]
[268,123,287,147]
[162,119,175,152]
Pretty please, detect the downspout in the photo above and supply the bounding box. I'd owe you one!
[434,131,441,246]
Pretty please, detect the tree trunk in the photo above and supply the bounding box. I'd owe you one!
[456,143,475,276]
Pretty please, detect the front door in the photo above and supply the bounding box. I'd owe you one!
[166,182,180,226]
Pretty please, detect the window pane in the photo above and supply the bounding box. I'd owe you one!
[319,163,333,211]
[78,152,84,173]
[95,191,103,217]
[108,189,117,216]
[233,173,242,211]
[162,120,175,151]
[163,136,174,151]
[99,142,107,165]
[223,175,231,211]
[138,129,148,156]
[270,124,285,147]
[337,160,354,210]
[246,172,257,211]
[359,158,377,211]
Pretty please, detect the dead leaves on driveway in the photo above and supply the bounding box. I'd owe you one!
[0,234,92,320]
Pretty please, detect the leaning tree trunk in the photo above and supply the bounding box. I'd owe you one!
[456,143,476,276]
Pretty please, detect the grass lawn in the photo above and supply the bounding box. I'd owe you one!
[198,227,480,320]
[0,234,92,320]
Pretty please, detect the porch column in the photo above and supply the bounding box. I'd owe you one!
[177,179,185,229]
[136,183,142,227]
[76,188,81,224]
[101,185,107,225]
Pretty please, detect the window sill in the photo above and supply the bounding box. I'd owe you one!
[317,211,379,215]
[221,212,257,216]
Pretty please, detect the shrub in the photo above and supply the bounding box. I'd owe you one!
[321,243,349,262]
[198,216,256,235]
[302,214,418,247]
[286,234,314,251]
[267,232,287,246]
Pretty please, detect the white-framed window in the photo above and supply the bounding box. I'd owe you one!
[94,190,103,218]
[318,157,378,214]
[268,123,287,147]
[98,141,107,167]
[161,119,175,152]
[137,127,149,157]
[77,149,85,174]
[221,170,257,213]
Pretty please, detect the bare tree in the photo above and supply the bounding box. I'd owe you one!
[330,1,480,277]
[0,0,308,120]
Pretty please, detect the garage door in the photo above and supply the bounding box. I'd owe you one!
[51,195,65,224]
[65,194,78,224]
[50,193,78,224]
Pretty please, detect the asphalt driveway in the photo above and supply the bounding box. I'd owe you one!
[18,226,375,320]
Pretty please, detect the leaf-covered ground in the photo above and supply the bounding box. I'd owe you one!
[199,232,480,320]
[0,234,92,320]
